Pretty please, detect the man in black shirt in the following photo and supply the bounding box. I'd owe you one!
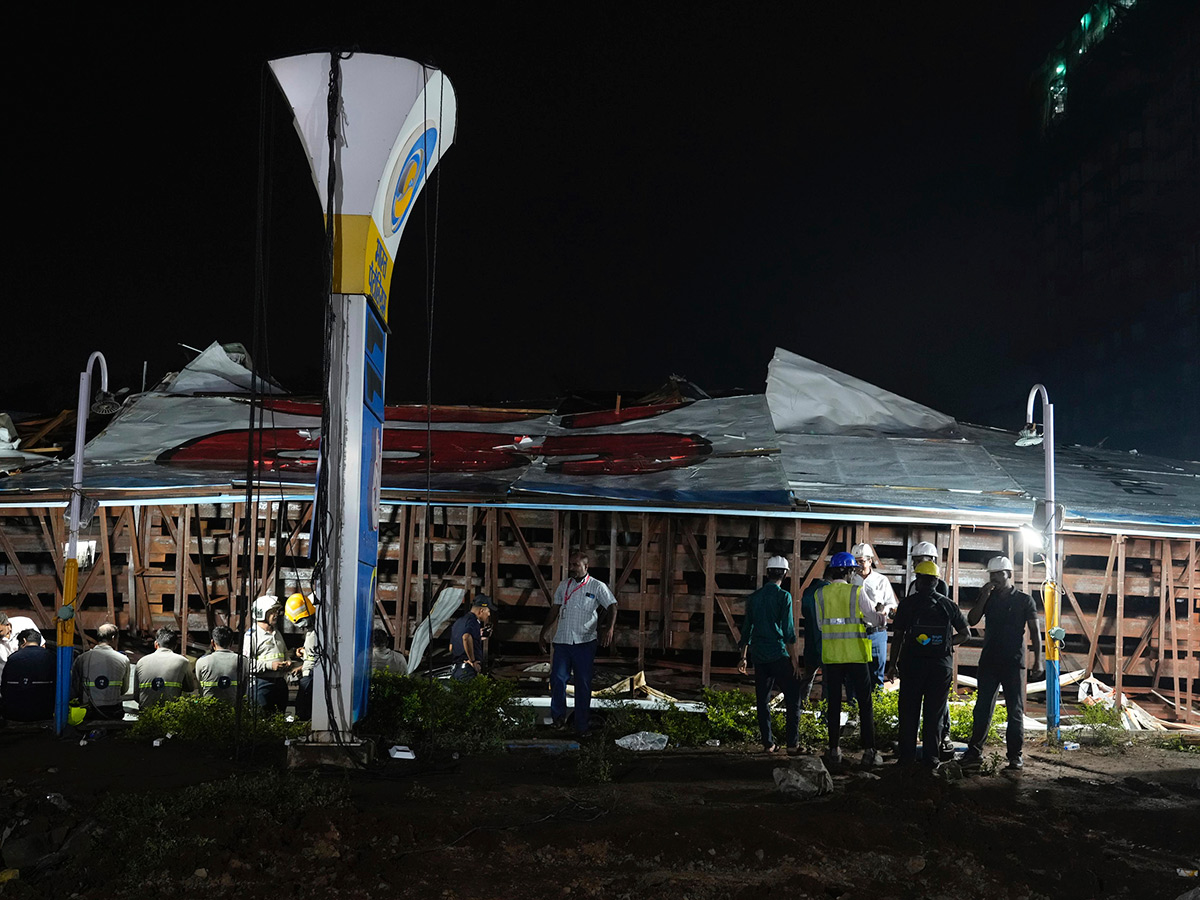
[961,556,1043,771]
[888,562,970,769]
[449,595,493,681]
[0,629,55,722]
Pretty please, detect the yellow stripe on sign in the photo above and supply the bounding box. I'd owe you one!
[328,214,372,295]
[364,218,393,323]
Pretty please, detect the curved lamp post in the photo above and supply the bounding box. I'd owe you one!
[56,351,119,734]
[1016,384,1062,741]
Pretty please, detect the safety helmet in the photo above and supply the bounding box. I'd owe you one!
[911,541,938,559]
[914,560,941,578]
[284,592,315,624]
[830,551,858,569]
[986,556,1014,574]
[766,555,790,572]
[850,543,876,561]
[252,595,282,622]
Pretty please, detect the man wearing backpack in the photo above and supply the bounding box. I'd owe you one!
[887,561,971,769]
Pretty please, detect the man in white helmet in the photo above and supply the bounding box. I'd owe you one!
[851,543,898,690]
[961,556,1043,771]
[243,596,293,714]
[738,556,801,754]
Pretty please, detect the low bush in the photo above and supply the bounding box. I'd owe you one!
[357,672,534,751]
[126,696,308,745]
[1080,702,1125,748]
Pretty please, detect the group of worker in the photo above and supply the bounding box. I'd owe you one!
[737,542,1044,773]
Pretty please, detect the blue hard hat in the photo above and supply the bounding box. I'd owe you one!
[830,551,858,568]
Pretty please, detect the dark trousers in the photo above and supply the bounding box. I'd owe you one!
[250,678,288,715]
[450,660,478,681]
[825,662,875,751]
[550,640,597,733]
[898,659,953,766]
[753,657,800,748]
[295,673,314,720]
[968,664,1026,761]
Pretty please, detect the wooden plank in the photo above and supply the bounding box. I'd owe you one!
[609,512,618,591]
[258,500,273,597]
[229,504,242,628]
[263,501,314,593]
[1189,540,1197,722]
[464,504,475,596]
[791,518,803,641]
[794,525,837,600]
[99,506,117,623]
[504,510,555,606]
[715,595,742,644]
[488,507,499,601]
[639,511,648,670]
[398,505,417,644]
[20,409,73,450]
[1115,536,1126,698]
[702,514,716,686]
[0,520,54,628]
[1167,540,1181,718]
[36,512,64,600]
[1084,537,1118,675]
[181,507,191,648]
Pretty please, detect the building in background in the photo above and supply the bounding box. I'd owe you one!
[1029,1,1198,458]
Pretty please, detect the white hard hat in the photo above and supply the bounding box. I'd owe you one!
[766,555,790,571]
[912,541,938,558]
[851,543,875,560]
[252,595,281,621]
[987,556,1014,573]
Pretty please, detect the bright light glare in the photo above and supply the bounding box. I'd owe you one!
[1021,524,1045,549]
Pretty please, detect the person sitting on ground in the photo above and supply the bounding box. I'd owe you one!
[0,629,55,722]
[135,627,198,710]
[371,628,409,675]
[70,623,133,722]
[0,611,41,684]
[196,625,241,704]
[449,595,493,681]
[737,556,802,754]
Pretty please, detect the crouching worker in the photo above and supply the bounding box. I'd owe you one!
[738,556,801,754]
[135,627,198,710]
[284,593,317,719]
[196,625,241,703]
[0,629,55,721]
[450,595,493,681]
[70,623,132,722]
[887,561,971,769]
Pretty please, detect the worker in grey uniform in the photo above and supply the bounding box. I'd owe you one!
[135,627,198,710]
[70,623,132,721]
[196,625,241,703]
[243,595,292,714]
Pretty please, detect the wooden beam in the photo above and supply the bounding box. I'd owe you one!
[1189,540,1197,722]
[702,514,716,686]
[1084,537,1118,675]
[36,511,65,600]
[99,506,117,624]
[0,521,54,628]
[639,512,648,670]
[390,506,407,649]
[503,510,554,606]
[1115,536,1126,698]
[1167,540,1181,718]
[715,595,742,644]
[20,409,73,450]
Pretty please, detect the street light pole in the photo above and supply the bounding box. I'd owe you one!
[1018,384,1061,741]
[56,351,116,734]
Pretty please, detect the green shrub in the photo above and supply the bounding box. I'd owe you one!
[126,696,308,745]
[1080,702,1124,748]
[700,687,759,743]
[357,672,531,751]
[1157,734,1200,754]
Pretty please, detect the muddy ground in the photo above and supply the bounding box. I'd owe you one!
[2,721,1198,900]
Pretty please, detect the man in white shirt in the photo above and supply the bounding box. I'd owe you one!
[538,552,617,736]
[851,543,898,690]
[0,612,41,684]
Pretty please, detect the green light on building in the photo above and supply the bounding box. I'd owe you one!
[1055,62,1067,76]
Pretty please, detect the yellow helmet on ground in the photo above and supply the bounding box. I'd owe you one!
[284,592,315,624]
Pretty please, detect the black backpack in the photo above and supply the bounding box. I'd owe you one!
[904,597,954,659]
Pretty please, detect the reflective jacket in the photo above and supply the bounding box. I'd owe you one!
[196,649,241,702]
[70,643,132,712]
[135,648,197,709]
[816,582,872,664]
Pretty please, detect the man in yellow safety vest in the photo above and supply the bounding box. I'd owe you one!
[817,551,887,771]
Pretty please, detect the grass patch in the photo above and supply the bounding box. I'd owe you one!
[1079,702,1126,749]
[126,696,309,746]
[87,770,346,883]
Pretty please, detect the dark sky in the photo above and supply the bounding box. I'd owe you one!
[10,3,1105,441]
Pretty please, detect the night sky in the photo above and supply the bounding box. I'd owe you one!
[11,3,1145,450]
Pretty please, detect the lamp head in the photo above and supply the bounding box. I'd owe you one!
[1015,422,1043,447]
[91,391,122,415]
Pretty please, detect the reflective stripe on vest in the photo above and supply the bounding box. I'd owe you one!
[816,583,873,664]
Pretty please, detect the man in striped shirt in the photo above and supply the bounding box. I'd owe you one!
[539,552,617,736]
